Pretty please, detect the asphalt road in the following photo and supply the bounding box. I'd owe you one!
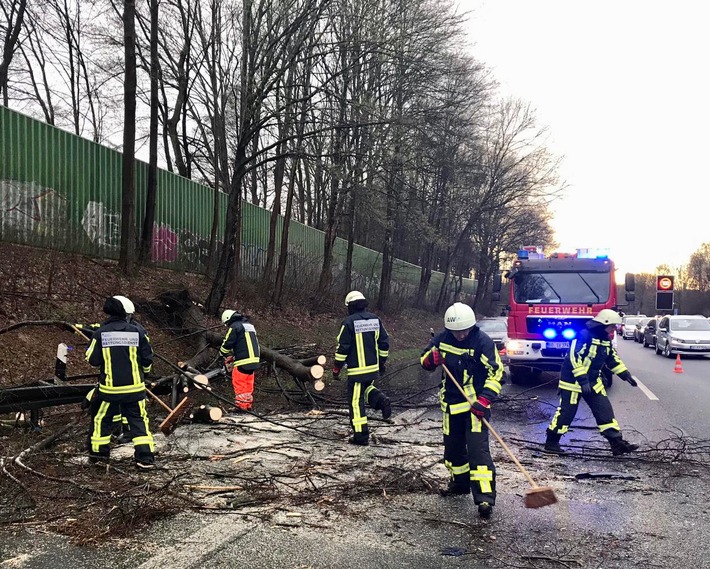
[613,337,710,440]
[4,352,710,568]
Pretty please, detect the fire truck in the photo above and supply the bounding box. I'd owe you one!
[492,247,635,385]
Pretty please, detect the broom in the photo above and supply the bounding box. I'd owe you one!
[441,362,557,509]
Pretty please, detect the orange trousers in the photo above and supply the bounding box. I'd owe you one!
[232,368,255,410]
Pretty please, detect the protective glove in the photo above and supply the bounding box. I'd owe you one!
[471,396,491,419]
[619,371,637,387]
[579,382,592,396]
[379,362,387,376]
[332,366,341,380]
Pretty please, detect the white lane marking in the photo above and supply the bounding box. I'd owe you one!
[633,376,659,401]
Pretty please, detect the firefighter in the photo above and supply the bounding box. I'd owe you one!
[544,308,640,456]
[421,302,504,519]
[219,309,261,411]
[76,296,145,443]
[85,297,155,469]
[333,291,391,446]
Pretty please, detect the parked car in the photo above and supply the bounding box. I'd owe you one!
[655,315,710,358]
[477,317,510,361]
[620,315,645,340]
[634,317,651,343]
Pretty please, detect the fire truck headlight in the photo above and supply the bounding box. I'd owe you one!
[506,340,524,351]
[562,328,576,340]
[543,328,557,340]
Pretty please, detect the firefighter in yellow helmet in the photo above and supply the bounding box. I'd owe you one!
[219,309,261,411]
[420,302,503,519]
[545,309,640,455]
[333,291,391,446]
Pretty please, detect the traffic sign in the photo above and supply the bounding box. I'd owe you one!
[656,275,675,291]
[656,291,674,311]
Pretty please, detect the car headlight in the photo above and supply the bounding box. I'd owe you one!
[670,337,685,346]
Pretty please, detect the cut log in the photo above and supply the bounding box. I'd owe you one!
[298,355,327,367]
[190,405,223,423]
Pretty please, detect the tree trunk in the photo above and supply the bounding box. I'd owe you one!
[139,0,160,267]
[118,0,138,276]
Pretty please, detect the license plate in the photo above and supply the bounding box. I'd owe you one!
[547,342,570,349]
[691,345,706,350]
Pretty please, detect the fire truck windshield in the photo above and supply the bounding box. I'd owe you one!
[513,272,610,304]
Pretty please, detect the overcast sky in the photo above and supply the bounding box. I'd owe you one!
[457,0,709,276]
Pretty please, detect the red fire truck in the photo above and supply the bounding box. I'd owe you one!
[492,247,635,385]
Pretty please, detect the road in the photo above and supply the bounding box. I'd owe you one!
[614,337,710,440]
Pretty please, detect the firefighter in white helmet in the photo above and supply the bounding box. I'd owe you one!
[333,291,391,445]
[420,302,503,519]
[545,308,640,455]
[219,309,261,411]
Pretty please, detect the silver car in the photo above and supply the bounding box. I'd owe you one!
[477,317,510,365]
[620,316,645,340]
[655,315,710,357]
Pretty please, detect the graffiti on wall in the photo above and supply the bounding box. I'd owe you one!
[0,180,67,239]
[151,223,178,263]
[81,201,121,249]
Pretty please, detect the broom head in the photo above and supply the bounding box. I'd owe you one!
[159,396,194,436]
[524,486,558,509]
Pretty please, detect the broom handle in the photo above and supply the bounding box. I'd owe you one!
[441,362,540,489]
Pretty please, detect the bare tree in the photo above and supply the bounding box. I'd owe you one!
[0,0,27,105]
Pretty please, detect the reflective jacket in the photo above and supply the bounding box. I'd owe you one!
[219,315,261,373]
[421,327,503,414]
[85,317,153,400]
[560,326,629,392]
[334,310,389,381]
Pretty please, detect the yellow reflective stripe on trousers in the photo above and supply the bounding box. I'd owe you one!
[598,418,619,432]
[91,400,112,452]
[442,411,450,435]
[134,399,154,450]
[471,465,493,493]
[351,383,367,432]
[445,460,470,476]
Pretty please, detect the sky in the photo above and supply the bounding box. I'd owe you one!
[457,0,710,276]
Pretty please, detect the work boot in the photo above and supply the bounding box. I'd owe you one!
[543,431,564,454]
[439,481,469,497]
[381,399,392,420]
[135,456,155,470]
[477,502,493,519]
[609,437,639,456]
[348,436,369,446]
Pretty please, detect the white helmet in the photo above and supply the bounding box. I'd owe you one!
[592,309,622,326]
[444,302,476,331]
[221,309,236,324]
[113,295,135,315]
[344,290,366,306]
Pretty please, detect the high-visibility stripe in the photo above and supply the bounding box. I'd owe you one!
[442,411,450,435]
[129,346,141,385]
[351,383,366,432]
[85,338,97,361]
[103,347,113,387]
[471,465,493,493]
[598,419,619,432]
[559,380,582,392]
[348,364,379,376]
[99,383,145,395]
[355,332,366,369]
[91,401,111,453]
[445,460,470,476]
[439,343,468,355]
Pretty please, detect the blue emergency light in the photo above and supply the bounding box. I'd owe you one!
[543,328,557,339]
[562,328,577,340]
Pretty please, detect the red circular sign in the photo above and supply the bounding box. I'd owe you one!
[658,277,673,290]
